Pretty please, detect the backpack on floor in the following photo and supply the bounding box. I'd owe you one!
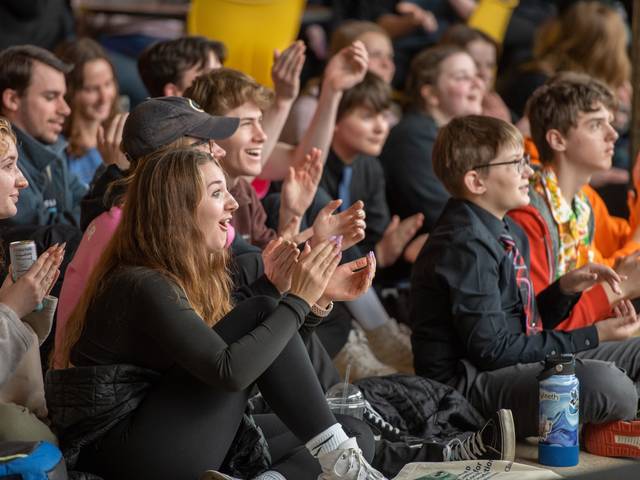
[0,441,67,480]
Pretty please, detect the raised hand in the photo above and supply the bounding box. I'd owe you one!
[320,251,376,305]
[0,243,65,318]
[97,112,129,171]
[323,40,369,93]
[289,239,342,306]
[272,40,306,103]
[596,299,640,342]
[375,213,424,267]
[262,237,300,294]
[558,262,623,295]
[280,147,323,218]
[311,199,366,251]
[396,2,438,32]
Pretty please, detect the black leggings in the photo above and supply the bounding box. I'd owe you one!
[78,296,372,480]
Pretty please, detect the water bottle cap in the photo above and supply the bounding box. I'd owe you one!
[538,353,576,380]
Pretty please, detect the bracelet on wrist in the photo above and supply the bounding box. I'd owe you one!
[311,301,334,317]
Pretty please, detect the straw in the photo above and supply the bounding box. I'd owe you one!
[342,363,351,415]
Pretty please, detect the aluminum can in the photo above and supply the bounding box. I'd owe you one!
[9,240,37,282]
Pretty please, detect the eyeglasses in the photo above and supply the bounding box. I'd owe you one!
[471,153,532,174]
[188,138,215,153]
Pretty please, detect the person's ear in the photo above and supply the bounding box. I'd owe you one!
[545,128,566,153]
[463,169,487,195]
[1,88,20,114]
[420,84,438,110]
[163,83,181,97]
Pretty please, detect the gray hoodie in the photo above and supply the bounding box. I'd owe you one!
[0,302,33,386]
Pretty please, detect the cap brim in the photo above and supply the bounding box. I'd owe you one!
[188,116,240,140]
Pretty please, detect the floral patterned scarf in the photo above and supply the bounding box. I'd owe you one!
[533,167,593,278]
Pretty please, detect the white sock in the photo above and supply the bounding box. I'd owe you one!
[305,423,350,458]
[346,289,388,330]
[254,471,286,480]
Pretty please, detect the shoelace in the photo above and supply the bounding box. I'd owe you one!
[332,448,386,480]
[363,401,401,438]
[442,432,487,461]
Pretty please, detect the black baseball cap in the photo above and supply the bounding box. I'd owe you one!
[122,96,239,159]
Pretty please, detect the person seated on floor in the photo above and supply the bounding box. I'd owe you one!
[0,117,64,444]
[55,37,128,189]
[439,24,511,123]
[53,96,239,368]
[379,44,484,234]
[509,73,640,332]
[411,113,640,458]
[49,147,384,480]
[282,20,399,145]
[0,45,87,229]
[185,62,415,381]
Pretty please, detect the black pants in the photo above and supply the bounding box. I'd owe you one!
[78,296,372,480]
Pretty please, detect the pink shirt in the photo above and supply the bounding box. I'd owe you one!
[54,207,122,368]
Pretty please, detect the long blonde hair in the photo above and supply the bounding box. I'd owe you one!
[531,1,630,90]
[57,148,233,367]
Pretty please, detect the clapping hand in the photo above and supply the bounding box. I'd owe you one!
[97,113,129,171]
[375,213,424,267]
[320,251,376,305]
[262,237,300,294]
[272,40,306,103]
[289,239,342,306]
[596,299,640,342]
[281,147,323,218]
[311,199,366,251]
[396,2,438,32]
[323,40,369,93]
[558,262,623,295]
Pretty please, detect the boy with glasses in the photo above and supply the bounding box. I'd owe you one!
[411,114,640,457]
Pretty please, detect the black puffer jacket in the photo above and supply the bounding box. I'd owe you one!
[45,364,271,478]
[45,364,159,470]
[355,374,486,477]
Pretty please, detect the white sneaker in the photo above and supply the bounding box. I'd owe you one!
[365,318,413,373]
[318,438,387,480]
[200,472,241,480]
[333,324,398,381]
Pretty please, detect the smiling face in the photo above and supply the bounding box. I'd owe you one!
[358,31,395,84]
[560,104,618,174]
[466,38,496,89]
[196,161,239,252]
[0,135,28,218]
[332,105,390,161]
[73,58,117,123]
[426,52,484,125]
[216,101,267,182]
[12,61,70,144]
[478,145,533,217]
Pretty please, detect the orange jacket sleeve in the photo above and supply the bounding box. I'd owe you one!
[583,186,640,266]
[509,206,611,330]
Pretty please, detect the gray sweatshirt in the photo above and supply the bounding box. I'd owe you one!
[0,303,33,386]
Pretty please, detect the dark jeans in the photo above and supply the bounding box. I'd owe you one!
[458,337,640,438]
[77,296,372,479]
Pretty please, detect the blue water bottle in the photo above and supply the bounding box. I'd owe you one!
[538,353,579,466]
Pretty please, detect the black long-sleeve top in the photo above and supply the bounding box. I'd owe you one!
[410,199,599,383]
[70,266,310,392]
[379,110,449,233]
[319,150,390,255]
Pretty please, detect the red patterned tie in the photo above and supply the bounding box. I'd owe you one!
[499,233,541,336]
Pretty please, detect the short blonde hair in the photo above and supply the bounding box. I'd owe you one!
[0,117,16,159]
[432,115,523,196]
